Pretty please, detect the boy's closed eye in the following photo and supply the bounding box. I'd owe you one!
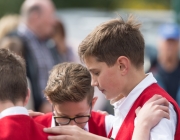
[89,69,100,76]
[93,72,99,76]
[90,71,100,76]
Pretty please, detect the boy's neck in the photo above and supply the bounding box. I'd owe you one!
[111,94,124,104]
[110,67,146,103]
[123,67,146,97]
[0,100,24,113]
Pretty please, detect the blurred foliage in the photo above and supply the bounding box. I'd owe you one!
[114,0,171,10]
[0,0,174,18]
[0,0,24,18]
[52,0,171,10]
[52,0,114,10]
[172,0,180,24]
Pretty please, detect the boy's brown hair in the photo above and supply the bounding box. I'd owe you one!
[78,15,145,68]
[0,49,27,103]
[44,62,94,105]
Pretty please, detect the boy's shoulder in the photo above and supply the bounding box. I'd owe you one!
[0,115,49,139]
[140,83,176,103]
[33,112,53,127]
[91,111,105,116]
[89,111,107,137]
[89,111,106,125]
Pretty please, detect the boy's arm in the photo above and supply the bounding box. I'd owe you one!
[149,103,176,140]
[132,95,170,140]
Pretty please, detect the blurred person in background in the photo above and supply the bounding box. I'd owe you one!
[0,36,23,57]
[149,23,180,105]
[49,19,78,63]
[0,36,35,110]
[0,14,20,40]
[9,0,58,113]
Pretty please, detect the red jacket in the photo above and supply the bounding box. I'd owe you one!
[34,111,107,137]
[0,115,49,140]
[108,83,180,140]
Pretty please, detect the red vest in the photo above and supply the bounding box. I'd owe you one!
[108,83,180,140]
[34,111,107,137]
[33,112,52,127]
[0,115,49,140]
[88,111,107,137]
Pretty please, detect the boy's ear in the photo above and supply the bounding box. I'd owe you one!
[91,96,98,109]
[117,56,130,75]
[46,96,52,105]
[24,88,30,106]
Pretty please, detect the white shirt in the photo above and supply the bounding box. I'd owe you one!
[51,112,115,136]
[0,106,29,119]
[111,73,177,140]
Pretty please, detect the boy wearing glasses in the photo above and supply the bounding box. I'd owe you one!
[34,62,170,139]
[34,62,114,137]
[0,49,49,140]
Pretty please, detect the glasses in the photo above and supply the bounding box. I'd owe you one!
[54,115,91,125]
[53,104,92,126]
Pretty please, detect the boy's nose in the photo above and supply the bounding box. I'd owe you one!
[68,120,76,126]
[91,79,98,87]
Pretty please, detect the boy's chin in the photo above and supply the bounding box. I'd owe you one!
[110,94,124,104]
[104,94,116,102]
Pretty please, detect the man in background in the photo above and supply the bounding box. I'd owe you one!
[13,0,58,112]
[150,23,180,105]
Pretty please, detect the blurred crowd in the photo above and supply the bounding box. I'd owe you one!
[146,23,180,106]
[0,0,78,113]
[0,0,180,114]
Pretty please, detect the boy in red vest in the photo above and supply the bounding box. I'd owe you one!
[0,49,50,139]
[34,62,114,137]
[44,16,180,140]
[37,62,169,140]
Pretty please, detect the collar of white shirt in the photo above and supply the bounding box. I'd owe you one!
[0,106,29,119]
[112,72,157,119]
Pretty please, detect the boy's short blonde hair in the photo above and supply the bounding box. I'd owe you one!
[44,62,94,105]
[78,15,145,68]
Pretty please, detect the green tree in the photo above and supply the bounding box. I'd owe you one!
[52,0,115,10]
[0,0,173,18]
[0,0,23,18]
[172,0,180,24]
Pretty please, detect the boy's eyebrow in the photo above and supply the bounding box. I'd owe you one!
[75,112,89,116]
[55,112,66,116]
[55,110,69,117]
[55,111,89,117]
[88,68,98,72]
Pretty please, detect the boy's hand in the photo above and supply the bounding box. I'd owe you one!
[44,125,109,140]
[28,110,44,117]
[44,125,88,140]
[135,94,169,130]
